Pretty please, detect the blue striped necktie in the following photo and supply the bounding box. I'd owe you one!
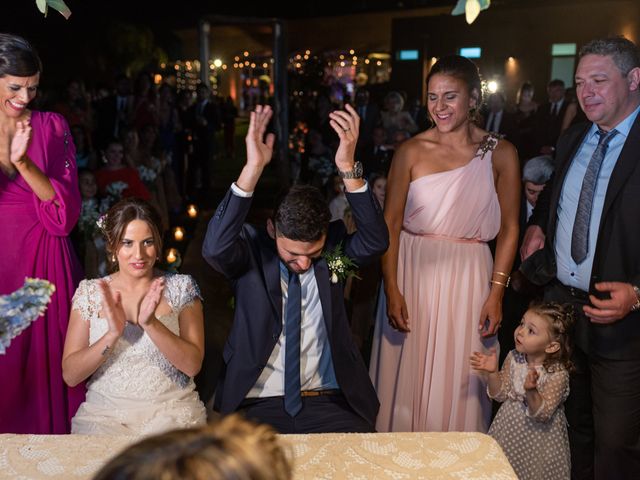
[284,271,302,417]
[570,129,618,264]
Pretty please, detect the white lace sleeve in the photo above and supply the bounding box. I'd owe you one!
[165,273,203,313]
[71,279,101,322]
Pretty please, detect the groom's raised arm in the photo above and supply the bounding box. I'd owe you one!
[327,104,389,265]
[202,106,275,278]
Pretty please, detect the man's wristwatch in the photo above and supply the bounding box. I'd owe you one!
[631,285,640,312]
[337,161,363,179]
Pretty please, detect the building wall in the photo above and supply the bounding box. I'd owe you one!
[391,0,640,106]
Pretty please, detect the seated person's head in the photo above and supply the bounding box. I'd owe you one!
[93,414,292,480]
[78,169,98,200]
[101,139,125,169]
[370,172,387,207]
[522,155,554,207]
[267,185,331,274]
[101,197,163,273]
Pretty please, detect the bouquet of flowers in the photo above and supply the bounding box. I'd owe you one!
[106,181,128,199]
[0,279,56,354]
[138,164,158,184]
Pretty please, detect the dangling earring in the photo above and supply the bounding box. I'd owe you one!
[111,255,116,262]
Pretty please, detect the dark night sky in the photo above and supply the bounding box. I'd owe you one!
[5,0,455,85]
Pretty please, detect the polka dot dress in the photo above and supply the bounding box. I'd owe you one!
[488,350,570,480]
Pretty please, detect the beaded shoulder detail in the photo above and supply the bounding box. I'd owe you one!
[475,133,500,159]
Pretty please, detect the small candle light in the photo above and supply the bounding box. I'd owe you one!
[166,248,178,264]
[174,227,185,241]
[187,204,198,218]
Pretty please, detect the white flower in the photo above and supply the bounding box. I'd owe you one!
[331,272,339,284]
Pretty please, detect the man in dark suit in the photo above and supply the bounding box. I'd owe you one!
[354,88,381,161]
[93,74,132,149]
[202,105,389,434]
[186,83,221,194]
[520,36,640,480]
[482,92,519,144]
[534,78,568,155]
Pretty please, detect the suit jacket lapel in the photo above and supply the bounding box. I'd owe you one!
[314,259,333,336]
[259,233,283,322]
[601,114,640,219]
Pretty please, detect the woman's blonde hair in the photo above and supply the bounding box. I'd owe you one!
[93,414,292,480]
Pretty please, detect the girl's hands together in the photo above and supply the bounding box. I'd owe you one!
[524,367,539,391]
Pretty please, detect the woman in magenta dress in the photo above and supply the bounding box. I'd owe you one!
[0,33,85,433]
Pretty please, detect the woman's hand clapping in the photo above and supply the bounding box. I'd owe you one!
[138,277,165,328]
[10,120,32,167]
[99,280,126,339]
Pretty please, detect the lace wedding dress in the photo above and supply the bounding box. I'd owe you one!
[70,273,207,435]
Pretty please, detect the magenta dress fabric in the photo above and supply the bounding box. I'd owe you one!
[0,111,85,433]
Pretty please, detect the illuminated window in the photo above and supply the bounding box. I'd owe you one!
[550,43,577,87]
[459,47,481,59]
[396,50,419,61]
[551,43,577,56]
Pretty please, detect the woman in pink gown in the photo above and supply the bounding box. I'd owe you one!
[0,34,84,433]
[370,56,520,432]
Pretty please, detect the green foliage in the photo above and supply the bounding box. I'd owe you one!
[107,23,168,76]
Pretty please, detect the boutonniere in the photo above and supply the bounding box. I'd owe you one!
[323,244,360,284]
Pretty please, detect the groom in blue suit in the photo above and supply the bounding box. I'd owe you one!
[202,104,389,433]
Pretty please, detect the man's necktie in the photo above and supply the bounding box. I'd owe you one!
[551,103,558,116]
[571,129,618,264]
[284,271,302,417]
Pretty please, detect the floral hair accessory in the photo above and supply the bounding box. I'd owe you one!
[96,213,107,234]
[323,243,360,284]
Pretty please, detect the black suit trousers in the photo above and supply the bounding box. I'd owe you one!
[545,282,640,480]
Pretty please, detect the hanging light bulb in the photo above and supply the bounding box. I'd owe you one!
[451,0,491,25]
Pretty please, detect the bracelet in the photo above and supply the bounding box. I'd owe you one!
[490,279,508,288]
[101,345,111,356]
[493,271,510,279]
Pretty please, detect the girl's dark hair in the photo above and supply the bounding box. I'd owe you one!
[0,33,42,77]
[426,55,483,108]
[528,301,575,372]
[102,198,163,272]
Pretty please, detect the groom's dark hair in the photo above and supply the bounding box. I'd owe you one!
[274,185,330,242]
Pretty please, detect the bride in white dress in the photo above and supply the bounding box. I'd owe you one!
[62,198,206,435]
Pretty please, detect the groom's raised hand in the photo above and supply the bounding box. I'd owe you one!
[237,105,275,192]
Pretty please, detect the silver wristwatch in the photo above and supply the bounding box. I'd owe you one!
[631,285,640,311]
[337,161,363,179]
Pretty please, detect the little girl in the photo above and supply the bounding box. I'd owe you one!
[470,302,573,480]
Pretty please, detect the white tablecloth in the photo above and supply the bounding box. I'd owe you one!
[0,431,516,479]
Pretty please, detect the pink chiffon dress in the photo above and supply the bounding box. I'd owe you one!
[0,111,85,433]
[370,135,501,433]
